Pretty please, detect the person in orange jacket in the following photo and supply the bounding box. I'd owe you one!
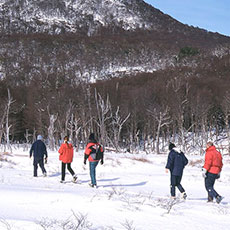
[202,141,223,203]
[84,133,104,188]
[58,136,77,183]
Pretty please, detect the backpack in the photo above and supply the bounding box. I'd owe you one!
[90,144,104,160]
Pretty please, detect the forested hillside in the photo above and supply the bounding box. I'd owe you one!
[0,0,230,153]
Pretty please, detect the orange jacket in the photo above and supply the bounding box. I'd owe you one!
[84,142,103,162]
[58,143,74,163]
[203,146,223,174]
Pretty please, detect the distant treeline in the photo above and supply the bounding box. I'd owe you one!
[0,46,230,154]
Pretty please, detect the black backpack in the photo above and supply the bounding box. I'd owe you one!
[90,144,104,160]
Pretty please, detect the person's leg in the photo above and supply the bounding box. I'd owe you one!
[175,175,185,193]
[175,175,187,199]
[67,163,77,181]
[61,162,66,181]
[170,174,176,197]
[205,173,218,200]
[38,158,46,174]
[209,173,222,202]
[89,161,99,186]
[33,159,38,177]
[67,163,75,176]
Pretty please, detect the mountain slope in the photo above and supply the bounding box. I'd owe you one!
[0,0,172,35]
[0,0,227,38]
[0,0,229,82]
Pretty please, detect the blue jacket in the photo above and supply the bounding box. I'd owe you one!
[30,140,48,159]
[166,148,188,176]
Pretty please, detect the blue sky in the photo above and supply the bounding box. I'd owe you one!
[144,0,230,37]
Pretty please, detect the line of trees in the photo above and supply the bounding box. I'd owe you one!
[0,50,230,154]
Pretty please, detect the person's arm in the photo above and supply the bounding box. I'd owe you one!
[182,152,188,166]
[220,153,223,171]
[58,144,63,155]
[202,151,211,178]
[100,145,104,164]
[43,143,48,159]
[165,151,174,171]
[29,143,34,158]
[203,152,212,171]
[84,144,91,164]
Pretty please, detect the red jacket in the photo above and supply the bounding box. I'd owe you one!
[203,146,223,174]
[84,142,103,162]
[58,143,74,163]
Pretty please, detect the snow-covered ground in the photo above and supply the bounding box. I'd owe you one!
[0,147,230,230]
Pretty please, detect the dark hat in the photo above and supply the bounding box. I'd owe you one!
[89,133,95,141]
[169,142,176,151]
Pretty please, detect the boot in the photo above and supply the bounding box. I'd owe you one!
[207,195,213,202]
[182,192,187,200]
[72,174,78,182]
[216,195,223,204]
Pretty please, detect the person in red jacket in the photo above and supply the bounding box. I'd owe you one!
[202,141,223,203]
[84,133,104,188]
[58,136,77,183]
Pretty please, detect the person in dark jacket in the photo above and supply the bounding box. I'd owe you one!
[165,143,188,199]
[84,133,104,188]
[30,135,48,177]
[202,141,223,203]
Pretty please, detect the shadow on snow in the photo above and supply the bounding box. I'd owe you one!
[102,181,148,188]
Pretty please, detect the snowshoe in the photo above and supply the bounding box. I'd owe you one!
[72,175,78,183]
[182,192,187,200]
[89,183,98,188]
[216,196,224,204]
[207,196,213,203]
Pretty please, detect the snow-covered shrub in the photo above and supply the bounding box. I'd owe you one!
[37,211,92,230]
[0,219,11,230]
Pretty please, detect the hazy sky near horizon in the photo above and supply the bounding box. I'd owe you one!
[145,0,230,37]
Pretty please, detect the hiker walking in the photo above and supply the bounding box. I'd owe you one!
[58,136,77,183]
[84,133,104,188]
[202,141,223,203]
[30,135,48,177]
[165,143,188,199]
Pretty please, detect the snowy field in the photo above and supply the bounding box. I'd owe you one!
[0,147,230,230]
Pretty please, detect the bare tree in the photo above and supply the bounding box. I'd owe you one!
[168,78,190,152]
[56,99,74,142]
[67,114,82,150]
[112,106,130,151]
[24,129,32,151]
[4,89,15,152]
[0,105,7,147]
[221,91,230,152]
[47,112,58,151]
[148,106,171,154]
[95,91,112,146]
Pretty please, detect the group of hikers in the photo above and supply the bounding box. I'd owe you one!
[29,134,224,203]
[166,141,223,203]
[29,133,104,188]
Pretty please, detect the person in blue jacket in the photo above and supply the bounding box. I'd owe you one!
[30,135,48,177]
[165,143,188,199]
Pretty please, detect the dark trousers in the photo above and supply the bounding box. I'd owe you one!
[61,162,75,181]
[170,174,185,196]
[33,158,46,177]
[205,172,220,199]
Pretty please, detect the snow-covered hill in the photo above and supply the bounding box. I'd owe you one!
[0,0,173,35]
[0,148,230,229]
[0,0,229,81]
